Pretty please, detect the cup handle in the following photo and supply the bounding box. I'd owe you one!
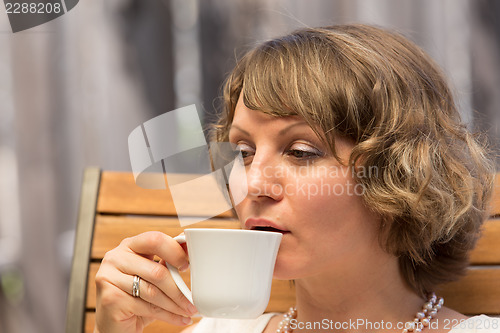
[165,234,194,304]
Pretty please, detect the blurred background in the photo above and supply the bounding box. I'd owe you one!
[0,0,499,332]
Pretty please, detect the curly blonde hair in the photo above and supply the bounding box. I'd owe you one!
[212,24,495,296]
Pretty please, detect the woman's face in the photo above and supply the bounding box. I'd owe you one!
[228,95,383,280]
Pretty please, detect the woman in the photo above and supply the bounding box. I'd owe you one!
[94,24,497,333]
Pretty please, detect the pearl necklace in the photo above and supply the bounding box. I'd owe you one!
[276,293,444,333]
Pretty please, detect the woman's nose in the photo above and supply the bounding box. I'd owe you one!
[246,159,284,202]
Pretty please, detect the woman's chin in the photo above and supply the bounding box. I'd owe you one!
[272,257,303,280]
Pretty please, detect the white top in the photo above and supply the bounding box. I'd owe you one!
[192,314,500,333]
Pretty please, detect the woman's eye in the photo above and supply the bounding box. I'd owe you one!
[240,150,253,159]
[286,144,324,160]
[235,143,255,159]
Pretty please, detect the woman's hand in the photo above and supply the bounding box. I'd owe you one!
[94,231,197,333]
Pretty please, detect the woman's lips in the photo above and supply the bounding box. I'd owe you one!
[245,218,290,234]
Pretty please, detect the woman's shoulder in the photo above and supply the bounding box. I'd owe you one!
[448,315,500,333]
[186,313,278,333]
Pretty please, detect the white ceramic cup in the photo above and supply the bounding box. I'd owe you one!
[166,228,282,319]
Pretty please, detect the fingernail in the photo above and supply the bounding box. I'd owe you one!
[187,303,198,315]
[179,263,190,272]
[182,317,193,325]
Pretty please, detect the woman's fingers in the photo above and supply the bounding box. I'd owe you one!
[100,253,196,317]
[122,231,190,271]
[132,274,196,317]
[96,276,193,328]
[128,292,194,326]
[95,231,197,332]
[101,231,197,313]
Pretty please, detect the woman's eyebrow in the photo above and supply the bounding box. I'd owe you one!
[230,122,309,137]
[277,122,309,135]
[229,124,250,136]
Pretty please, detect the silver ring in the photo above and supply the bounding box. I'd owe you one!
[132,275,140,297]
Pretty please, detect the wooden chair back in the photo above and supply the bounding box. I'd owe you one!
[65,168,500,333]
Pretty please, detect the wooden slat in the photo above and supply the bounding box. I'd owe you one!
[491,174,500,217]
[87,262,500,318]
[97,171,233,217]
[87,262,295,312]
[96,171,499,218]
[87,263,100,309]
[470,219,500,264]
[90,215,500,264]
[85,311,202,333]
[97,171,175,215]
[85,267,500,327]
[438,267,500,315]
[91,215,240,259]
